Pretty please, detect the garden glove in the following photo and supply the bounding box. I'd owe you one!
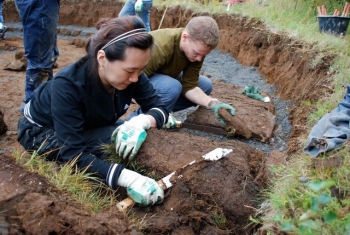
[162,114,180,129]
[207,99,235,126]
[242,85,270,102]
[118,168,164,206]
[135,0,143,12]
[111,114,150,161]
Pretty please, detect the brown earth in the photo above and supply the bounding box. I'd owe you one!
[0,0,332,234]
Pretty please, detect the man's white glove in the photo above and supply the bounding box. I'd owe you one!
[118,168,164,206]
[111,114,150,161]
[162,114,180,129]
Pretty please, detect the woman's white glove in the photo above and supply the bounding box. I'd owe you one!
[118,168,164,206]
[162,114,180,129]
[111,114,150,161]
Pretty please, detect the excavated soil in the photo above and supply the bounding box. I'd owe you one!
[0,0,333,234]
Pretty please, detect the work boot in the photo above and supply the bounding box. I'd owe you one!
[0,25,8,40]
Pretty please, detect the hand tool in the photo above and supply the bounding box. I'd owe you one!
[176,121,228,136]
[116,148,233,212]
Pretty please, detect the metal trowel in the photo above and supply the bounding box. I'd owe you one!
[116,147,233,212]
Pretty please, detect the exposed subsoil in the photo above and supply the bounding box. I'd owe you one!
[0,0,334,234]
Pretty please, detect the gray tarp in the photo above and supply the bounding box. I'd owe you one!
[303,85,350,157]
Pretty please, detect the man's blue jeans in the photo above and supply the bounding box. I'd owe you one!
[15,0,60,104]
[118,0,153,32]
[127,73,213,120]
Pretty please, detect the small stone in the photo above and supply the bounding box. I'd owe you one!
[299,176,309,183]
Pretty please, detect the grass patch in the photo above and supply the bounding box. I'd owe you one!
[14,149,116,213]
[261,144,350,234]
[14,143,157,231]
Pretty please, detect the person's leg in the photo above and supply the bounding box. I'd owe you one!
[118,0,136,17]
[16,0,60,104]
[82,119,124,158]
[0,2,4,24]
[126,73,182,120]
[172,75,213,112]
[17,116,60,161]
[0,2,7,40]
[136,0,152,32]
[149,73,182,111]
[18,116,124,161]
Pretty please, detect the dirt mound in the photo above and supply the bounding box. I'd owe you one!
[0,155,139,235]
[186,80,275,142]
[118,129,266,234]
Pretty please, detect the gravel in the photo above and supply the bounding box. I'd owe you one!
[174,50,292,155]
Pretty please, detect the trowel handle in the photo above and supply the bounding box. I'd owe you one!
[175,121,182,128]
[117,180,167,212]
[117,197,135,212]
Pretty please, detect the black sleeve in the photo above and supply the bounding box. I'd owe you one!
[133,73,169,128]
[50,77,113,180]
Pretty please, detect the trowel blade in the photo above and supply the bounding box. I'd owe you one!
[159,148,233,189]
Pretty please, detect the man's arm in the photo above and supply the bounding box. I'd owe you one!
[184,86,212,107]
[185,87,235,127]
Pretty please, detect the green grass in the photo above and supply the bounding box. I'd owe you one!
[262,146,350,234]
[15,149,116,213]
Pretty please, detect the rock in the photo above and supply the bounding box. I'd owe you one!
[3,60,26,71]
[299,176,309,183]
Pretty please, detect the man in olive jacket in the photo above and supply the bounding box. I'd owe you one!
[128,16,235,126]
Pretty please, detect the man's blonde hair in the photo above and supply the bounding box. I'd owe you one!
[185,16,219,49]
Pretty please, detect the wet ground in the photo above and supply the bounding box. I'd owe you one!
[0,0,333,234]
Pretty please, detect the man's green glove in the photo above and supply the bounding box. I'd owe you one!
[162,114,180,129]
[207,99,235,126]
[117,168,164,206]
[111,114,150,161]
[242,85,270,102]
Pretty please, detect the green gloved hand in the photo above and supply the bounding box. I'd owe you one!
[207,99,235,126]
[242,85,270,102]
[117,168,164,206]
[162,114,180,129]
[111,114,150,161]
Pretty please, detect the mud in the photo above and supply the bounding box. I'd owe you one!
[0,155,139,235]
[0,0,331,234]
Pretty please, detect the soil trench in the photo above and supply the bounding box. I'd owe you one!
[0,0,331,234]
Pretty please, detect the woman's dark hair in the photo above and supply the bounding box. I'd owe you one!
[85,16,153,79]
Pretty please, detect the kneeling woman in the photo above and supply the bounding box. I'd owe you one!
[17,16,169,206]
